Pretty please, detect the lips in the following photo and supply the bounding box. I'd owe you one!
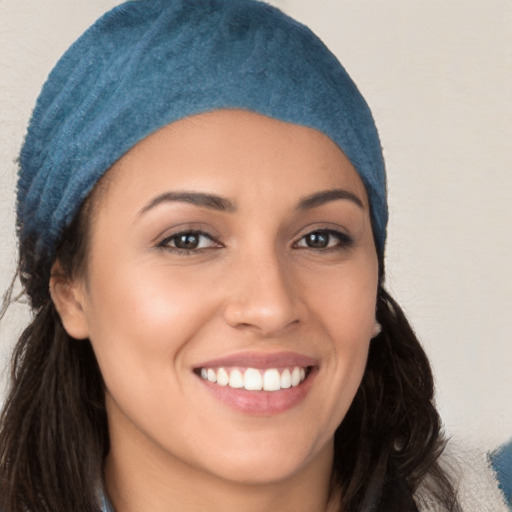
[194,352,318,415]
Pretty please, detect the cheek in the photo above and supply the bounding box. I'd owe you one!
[300,257,378,423]
[329,267,377,386]
[82,259,221,387]
[304,256,378,339]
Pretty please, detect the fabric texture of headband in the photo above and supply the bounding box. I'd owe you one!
[17,0,388,289]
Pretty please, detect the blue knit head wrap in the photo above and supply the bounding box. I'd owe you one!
[17,0,388,292]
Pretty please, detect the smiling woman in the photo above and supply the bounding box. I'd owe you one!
[0,1,507,512]
[56,111,379,503]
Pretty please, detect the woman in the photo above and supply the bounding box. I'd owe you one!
[0,0,508,511]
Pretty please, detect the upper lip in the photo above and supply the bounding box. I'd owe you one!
[194,351,318,370]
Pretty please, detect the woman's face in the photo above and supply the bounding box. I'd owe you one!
[64,110,379,486]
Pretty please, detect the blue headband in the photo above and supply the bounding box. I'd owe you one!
[17,0,387,284]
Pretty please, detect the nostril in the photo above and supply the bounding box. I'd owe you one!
[222,298,302,336]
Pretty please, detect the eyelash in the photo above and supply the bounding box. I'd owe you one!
[157,228,354,255]
[157,230,221,254]
[293,229,354,251]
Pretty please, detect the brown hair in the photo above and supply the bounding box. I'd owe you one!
[0,195,461,511]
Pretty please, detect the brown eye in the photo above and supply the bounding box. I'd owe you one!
[174,233,201,250]
[304,232,330,249]
[295,230,353,250]
[158,231,220,252]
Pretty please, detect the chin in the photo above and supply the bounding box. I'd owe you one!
[205,456,313,486]
[189,429,334,487]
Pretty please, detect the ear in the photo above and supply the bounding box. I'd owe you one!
[49,260,90,340]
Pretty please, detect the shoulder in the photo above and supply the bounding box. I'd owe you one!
[415,438,510,512]
[490,439,512,510]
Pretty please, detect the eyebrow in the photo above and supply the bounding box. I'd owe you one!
[297,189,364,210]
[138,187,364,217]
[138,191,236,216]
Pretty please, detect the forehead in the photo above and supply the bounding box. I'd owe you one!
[99,109,369,211]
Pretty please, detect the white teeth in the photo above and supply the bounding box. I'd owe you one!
[199,366,309,392]
[217,368,229,386]
[244,368,263,390]
[280,369,291,389]
[229,369,244,388]
[291,367,301,386]
[263,369,281,391]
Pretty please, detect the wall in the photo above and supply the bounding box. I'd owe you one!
[1,0,511,446]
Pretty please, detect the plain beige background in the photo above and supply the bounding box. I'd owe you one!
[1,0,511,447]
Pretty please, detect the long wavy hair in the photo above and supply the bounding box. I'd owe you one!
[0,189,461,511]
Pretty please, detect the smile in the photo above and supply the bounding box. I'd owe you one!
[197,366,309,391]
[193,352,318,414]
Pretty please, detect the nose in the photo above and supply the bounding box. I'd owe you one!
[222,248,303,337]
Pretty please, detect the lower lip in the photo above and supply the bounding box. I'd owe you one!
[198,370,316,416]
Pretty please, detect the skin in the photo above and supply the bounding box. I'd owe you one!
[51,109,379,512]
